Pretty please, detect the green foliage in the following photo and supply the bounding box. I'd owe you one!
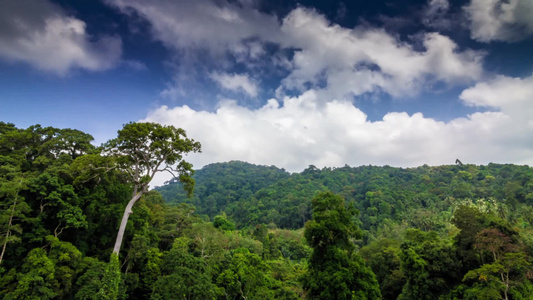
[0,174,30,267]
[151,237,219,299]
[75,257,107,300]
[98,253,121,300]
[359,238,405,299]
[217,248,274,299]
[4,248,58,300]
[104,122,201,195]
[157,161,291,222]
[399,229,460,300]
[213,213,236,231]
[159,162,533,237]
[303,191,381,299]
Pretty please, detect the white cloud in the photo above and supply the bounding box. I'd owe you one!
[279,8,484,99]
[108,2,485,101]
[143,77,533,186]
[210,72,259,97]
[106,0,281,56]
[464,0,533,42]
[0,0,122,75]
[460,75,533,127]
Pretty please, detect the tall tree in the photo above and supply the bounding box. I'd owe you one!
[104,122,201,255]
[0,175,30,267]
[462,228,528,300]
[303,191,381,299]
[399,229,460,300]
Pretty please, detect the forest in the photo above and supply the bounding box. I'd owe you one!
[2,121,533,299]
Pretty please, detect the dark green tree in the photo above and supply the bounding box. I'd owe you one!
[399,229,460,300]
[359,238,405,299]
[303,191,380,299]
[151,237,219,299]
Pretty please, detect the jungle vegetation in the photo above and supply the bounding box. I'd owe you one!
[2,121,533,299]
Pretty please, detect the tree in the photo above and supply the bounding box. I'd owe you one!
[359,238,405,300]
[4,248,58,299]
[399,229,460,300]
[462,252,529,300]
[0,174,30,267]
[452,205,486,274]
[105,122,201,255]
[217,247,273,299]
[152,237,219,299]
[213,213,236,231]
[98,253,121,300]
[462,228,527,300]
[303,191,381,299]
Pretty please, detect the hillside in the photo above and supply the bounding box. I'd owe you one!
[158,161,533,235]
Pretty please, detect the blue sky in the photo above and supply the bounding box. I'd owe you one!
[1,0,532,184]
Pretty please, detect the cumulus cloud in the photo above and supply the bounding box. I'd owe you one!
[460,75,533,127]
[464,0,533,42]
[143,74,533,186]
[0,0,122,75]
[210,72,259,97]
[279,8,484,99]
[107,2,485,101]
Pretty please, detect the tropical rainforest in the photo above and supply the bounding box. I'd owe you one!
[1,122,533,299]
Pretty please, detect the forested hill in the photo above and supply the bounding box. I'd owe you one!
[158,161,533,233]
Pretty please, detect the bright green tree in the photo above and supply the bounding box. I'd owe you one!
[105,122,201,256]
[303,191,381,299]
[217,247,274,299]
[4,248,58,299]
[97,253,121,300]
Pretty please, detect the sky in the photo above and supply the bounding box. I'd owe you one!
[1,0,533,186]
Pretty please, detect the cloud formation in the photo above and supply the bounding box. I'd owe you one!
[279,8,484,99]
[0,0,122,75]
[464,0,533,42]
[107,2,485,101]
[106,0,281,56]
[460,75,533,127]
[210,72,259,97]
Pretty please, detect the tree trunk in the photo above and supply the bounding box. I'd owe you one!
[112,191,144,255]
[0,205,14,266]
[0,187,20,266]
[501,271,509,300]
